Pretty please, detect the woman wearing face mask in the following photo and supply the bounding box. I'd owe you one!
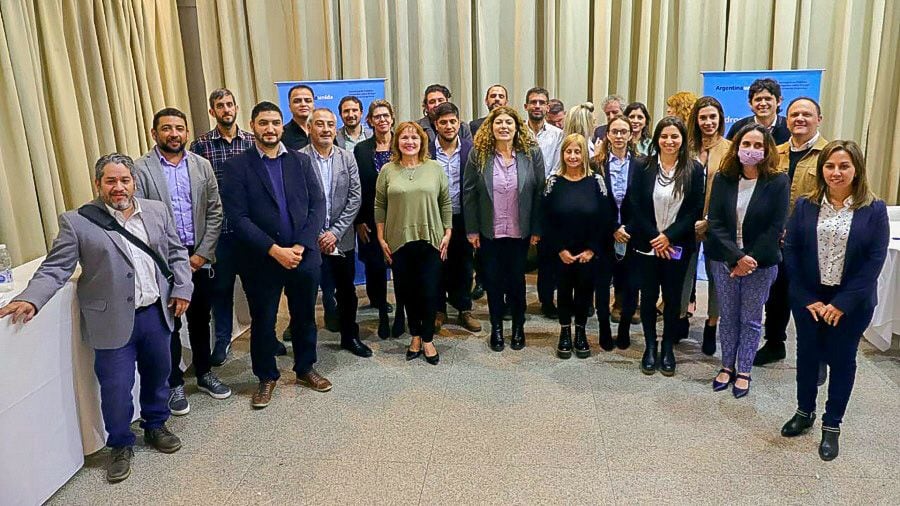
[687,97,732,355]
[624,102,652,156]
[596,114,647,349]
[375,121,452,365]
[780,140,888,461]
[704,124,788,397]
[543,134,615,358]
[464,106,545,352]
[626,116,704,376]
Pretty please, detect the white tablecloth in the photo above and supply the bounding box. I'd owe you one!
[0,257,250,505]
[863,221,900,351]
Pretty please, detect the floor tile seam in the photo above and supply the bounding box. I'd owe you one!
[221,455,261,506]
[606,467,895,480]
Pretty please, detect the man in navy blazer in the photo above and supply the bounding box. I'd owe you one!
[430,102,481,332]
[220,101,329,409]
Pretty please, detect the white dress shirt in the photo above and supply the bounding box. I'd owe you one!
[533,122,563,177]
[817,195,854,286]
[106,200,161,308]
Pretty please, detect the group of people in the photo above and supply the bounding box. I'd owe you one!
[0,77,890,482]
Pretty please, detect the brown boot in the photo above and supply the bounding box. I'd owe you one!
[297,368,333,392]
[458,310,483,332]
[434,311,447,332]
[251,380,276,409]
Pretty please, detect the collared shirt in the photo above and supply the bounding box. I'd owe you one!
[156,147,194,247]
[434,137,462,214]
[190,126,255,235]
[282,119,310,150]
[817,195,854,286]
[608,152,632,218]
[105,200,160,308]
[492,153,521,238]
[790,131,821,153]
[311,146,335,228]
[256,143,293,243]
[336,126,372,153]
[533,122,563,177]
[652,165,684,239]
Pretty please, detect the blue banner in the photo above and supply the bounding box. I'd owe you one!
[701,69,824,133]
[275,78,386,128]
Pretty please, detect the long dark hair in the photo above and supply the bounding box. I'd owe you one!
[650,116,692,198]
[687,96,725,157]
[623,102,651,142]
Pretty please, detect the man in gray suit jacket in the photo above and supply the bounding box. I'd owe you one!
[0,153,193,483]
[134,107,231,416]
[301,108,369,357]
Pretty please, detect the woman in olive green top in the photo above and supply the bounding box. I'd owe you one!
[375,121,452,364]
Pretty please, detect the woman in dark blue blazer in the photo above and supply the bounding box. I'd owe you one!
[780,140,890,461]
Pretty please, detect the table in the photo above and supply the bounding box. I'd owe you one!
[863,220,900,351]
[0,257,250,505]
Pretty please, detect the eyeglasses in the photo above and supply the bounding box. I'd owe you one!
[372,114,391,121]
[609,129,631,137]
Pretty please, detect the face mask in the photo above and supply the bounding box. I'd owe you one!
[738,148,765,166]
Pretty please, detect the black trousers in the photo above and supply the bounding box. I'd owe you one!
[537,239,559,306]
[793,285,874,428]
[636,252,690,344]
[593,256,614,334]
[557,259,595,326]
[321,250,359,343]
[241,255,320,381]
[358,232,388,310]
[612,248,640,323]
[392,241,441,342]
[440,214,473,313]
[480,237,529,325]
[169,255,213,388]
[764,258,791,342]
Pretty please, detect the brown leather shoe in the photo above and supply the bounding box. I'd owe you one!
[251,380,276,409]
[297,368,332,392]
[458,311,482,332]
[434,311,446,332]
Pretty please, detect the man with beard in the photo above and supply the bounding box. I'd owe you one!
[524,87,564,319]
[283,84,315,150]
[189,88,255,366]
[469,84,508,135]
[300,108,369,357]
[417,83,473,144]
[220,101,329,409]
[134,108,231,416]
[547,99,566,129]
[335,95,372,152]
[1,153,192,483]
[430,102,481,333]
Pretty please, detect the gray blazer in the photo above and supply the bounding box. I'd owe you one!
[133,150,223,263]
[299,144,361,252]
[463,146,546,239]
[14,198,193,350]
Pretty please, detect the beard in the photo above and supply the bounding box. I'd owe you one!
[216,116,235,128]
[528,110,544,121]
[105,195,133,211]
[254,133,281,148]
[157,140,185,155]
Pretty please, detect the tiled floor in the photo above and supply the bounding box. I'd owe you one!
[49,276,900,505]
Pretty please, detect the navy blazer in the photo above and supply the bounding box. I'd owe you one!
[784,197,889,315]
[600,154,648,231]
[726,115,790,145]
[353,136,384,228]
[429,137,473,215]
[624,159,705,254]
[220,146,326,266]
[704,172,790,268]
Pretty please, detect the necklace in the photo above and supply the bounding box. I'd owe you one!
[401,165,417,180]
[657,160,678,187]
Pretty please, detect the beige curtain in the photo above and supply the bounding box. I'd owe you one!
[0,0,191,265]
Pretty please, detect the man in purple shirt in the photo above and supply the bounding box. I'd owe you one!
[134,108,231,417]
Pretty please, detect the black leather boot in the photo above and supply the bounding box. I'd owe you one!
[616,321,631,350]
[510,322,526,350]
[641,337,658,375]
[489,322,505,352]
[574,324,590,358]
[781,410,815,437]
[819,426,840,461]
[659,338,676,376]
[556,325,572,359]
[702,322,717,356]
[598,321,614,351]
[377,309,390,339]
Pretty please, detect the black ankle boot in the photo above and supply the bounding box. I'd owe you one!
[377,309,390,339]
[673,317,690,344]
[659,338,676,376]
[702,322,717,356]
[510,323,526,350]
[489,323,505,352]
[574,325,590,358]
[598,322,614,351]
[556,326,572,359]
[781,410,815,437]
[391,309,406,338]
[641,338,658,375]
[819,426,840,461]
[616,321,631,350]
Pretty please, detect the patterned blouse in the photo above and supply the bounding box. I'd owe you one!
[817,195,854,286]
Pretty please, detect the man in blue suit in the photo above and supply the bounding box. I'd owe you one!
[220,101,329,409]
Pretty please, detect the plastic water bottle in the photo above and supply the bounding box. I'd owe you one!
[0,244,13,292]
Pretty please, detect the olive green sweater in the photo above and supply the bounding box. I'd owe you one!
[374,159,452,252]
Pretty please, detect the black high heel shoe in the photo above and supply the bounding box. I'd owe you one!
[423,342,440,365]
[712,368,734,392]
[406,338,421,361]
[732,373,752,398]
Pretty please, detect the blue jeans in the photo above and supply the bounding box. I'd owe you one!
[93,302,172,448]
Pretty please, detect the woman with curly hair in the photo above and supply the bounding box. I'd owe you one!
[666,91,698,126]
[463,106,546,352]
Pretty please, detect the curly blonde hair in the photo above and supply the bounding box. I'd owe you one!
[472,106,536,169]
[666,91,698,125]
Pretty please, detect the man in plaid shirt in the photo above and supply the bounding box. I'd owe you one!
[189,88,255,366]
